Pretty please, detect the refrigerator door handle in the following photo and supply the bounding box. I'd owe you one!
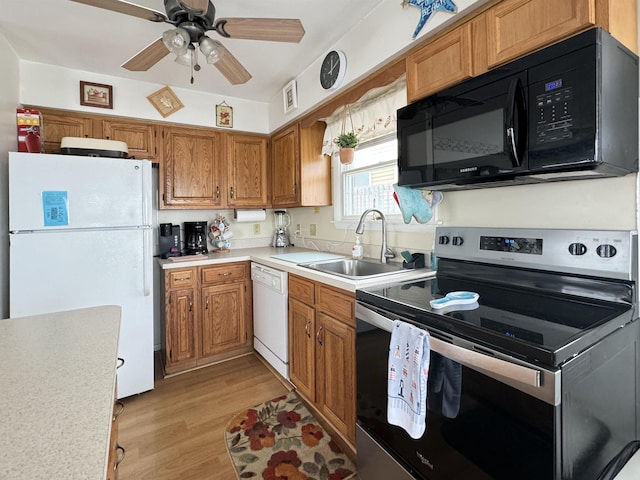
[143,227,152,296]
[141,162,152,225]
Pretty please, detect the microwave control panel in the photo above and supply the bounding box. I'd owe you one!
[534,79,574,145]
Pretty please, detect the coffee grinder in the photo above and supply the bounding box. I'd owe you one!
[184,221,208,255]
[272,210,291,247]
[159,223,181,258]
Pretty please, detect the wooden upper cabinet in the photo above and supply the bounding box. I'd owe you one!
[486,0,596,67]
[407,23,475,103]
[226,133,268,207]
[162,126,223,209]
[100,119,158,162]
[40,112,93,154]
[272,124,300,207]
[271,122,331,208]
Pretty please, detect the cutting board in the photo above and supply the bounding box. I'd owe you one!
[270,252,345,264]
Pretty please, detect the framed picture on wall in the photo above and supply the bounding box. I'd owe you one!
[147,86,184,118]
[79,81,113,109]
[282,80,298,114]
[216,101,233,128]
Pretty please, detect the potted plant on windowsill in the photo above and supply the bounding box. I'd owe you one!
[333,132,359,164]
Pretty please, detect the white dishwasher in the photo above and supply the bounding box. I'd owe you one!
[251,262,289,379]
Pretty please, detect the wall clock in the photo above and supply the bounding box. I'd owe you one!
[320,50,347,90]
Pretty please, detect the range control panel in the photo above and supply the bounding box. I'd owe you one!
[435,227,637,280]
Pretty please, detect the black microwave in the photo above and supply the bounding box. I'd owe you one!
[398,28,639,191]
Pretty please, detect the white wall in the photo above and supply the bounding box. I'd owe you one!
[276,0,640,256]
[267,0,491,131]
[12,0,640,263]
[0,34,21,318]
[20,62,269,134]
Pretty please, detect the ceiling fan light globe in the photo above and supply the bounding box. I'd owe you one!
[162,28,190,54]
[174,49,193,66]
[199,37,221,64]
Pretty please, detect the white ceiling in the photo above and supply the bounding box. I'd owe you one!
[2,0,384,103]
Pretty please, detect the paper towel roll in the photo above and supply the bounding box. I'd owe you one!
[234,209,267,223]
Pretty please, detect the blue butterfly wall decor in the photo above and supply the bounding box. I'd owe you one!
[402,0,458,39]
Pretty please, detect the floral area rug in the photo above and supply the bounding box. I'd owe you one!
[225,391,357,480]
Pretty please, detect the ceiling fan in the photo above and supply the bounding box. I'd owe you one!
[70,0,305,85]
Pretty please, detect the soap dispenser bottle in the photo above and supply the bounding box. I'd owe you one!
[352,236,363,259]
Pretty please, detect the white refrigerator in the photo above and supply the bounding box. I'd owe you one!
[8,152,154,399]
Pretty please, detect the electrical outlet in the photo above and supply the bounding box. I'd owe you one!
[296,224,301,235]
[253,224,260,235]
[310,224,317,236]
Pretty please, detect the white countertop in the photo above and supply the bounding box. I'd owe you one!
[0,306,121,480]
[158,246,435,291]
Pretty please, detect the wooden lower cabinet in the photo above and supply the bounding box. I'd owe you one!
[201,282,247,357]
[107,389,124,480]
[288,275,356,444]
[289,297,316,400]
[162,262,252,375]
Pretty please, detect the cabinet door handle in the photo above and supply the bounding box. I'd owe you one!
[113,401,125,420]
[292,183,297,194]
[189,297,193,312]
[115,444,126,469]
[218,272,232,277]
[305,319,311,338]
[205,296,209,309]
[216,185,220,199]
[316,326,324,346]
[230,186,234,199]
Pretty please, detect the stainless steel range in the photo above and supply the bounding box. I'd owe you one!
[356,227,640,480]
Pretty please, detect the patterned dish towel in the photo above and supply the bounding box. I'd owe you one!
[387,320,431,439]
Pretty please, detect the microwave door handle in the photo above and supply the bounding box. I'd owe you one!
[506,77,524,167]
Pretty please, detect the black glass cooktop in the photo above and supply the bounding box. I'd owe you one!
[356,268,634,366]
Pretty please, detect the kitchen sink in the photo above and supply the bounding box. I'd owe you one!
[300,258,406,279]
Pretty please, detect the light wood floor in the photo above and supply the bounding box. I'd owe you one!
[117,353,289,480]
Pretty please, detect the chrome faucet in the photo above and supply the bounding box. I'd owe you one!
[355,209,396,263]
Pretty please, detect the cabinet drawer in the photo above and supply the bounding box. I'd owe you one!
[201,263,247,284]
[168,268,195,288]
[316,285,355,327]
[289,275,315,304]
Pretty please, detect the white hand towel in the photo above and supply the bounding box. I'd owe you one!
[387,319,430,439]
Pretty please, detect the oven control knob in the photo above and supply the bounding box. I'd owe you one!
[596,244,617,258]
[452,236,464,246]
[438,235,450,245]
[568,242,587,256]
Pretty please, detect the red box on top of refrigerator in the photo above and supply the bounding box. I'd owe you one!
[16,108,43,153]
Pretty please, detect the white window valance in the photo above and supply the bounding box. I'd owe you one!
[321,75,407,156]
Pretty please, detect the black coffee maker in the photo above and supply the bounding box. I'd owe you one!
[159,223,181,258]
[184,221,208,255]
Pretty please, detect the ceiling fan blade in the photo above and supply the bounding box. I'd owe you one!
[122,39,170,71]
[216,18,305,43]
[213,45,252,85]
[70,0,167,22]
[177,0,210,14]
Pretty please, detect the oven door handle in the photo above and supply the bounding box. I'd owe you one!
[356,304,541,388]
[429,336,540,388]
